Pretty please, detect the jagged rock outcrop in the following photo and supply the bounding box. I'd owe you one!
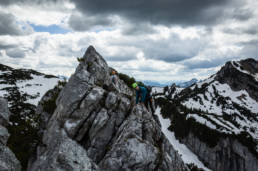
[215,58,258,101]
[28,46,187,171]
[38,84,65,134]
[0,97,21,171]
[167,83,176,99]
[181,133,258,171]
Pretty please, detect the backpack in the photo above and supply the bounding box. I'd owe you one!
[145,86,152,98]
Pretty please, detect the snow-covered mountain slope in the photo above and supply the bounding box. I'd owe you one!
[0,63,60,169]
[0,64,59,106]
[180,59,258,140]
[154,58,258,171]
[153,84,184,99]
[152,86,164,94]
[177,78,198,88]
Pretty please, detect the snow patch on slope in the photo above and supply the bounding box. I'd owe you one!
[16,75,59,105]
[215,82,258,113]
[171,87,184,98]
[152,87,163,94]
[187,114,217,130]
[0,72,59,106]
[155,107,212,171]
[193,75,215,89]
[181,74,258,140]
[183,81,258,115]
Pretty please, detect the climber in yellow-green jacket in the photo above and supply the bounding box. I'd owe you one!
[132,82,154,114]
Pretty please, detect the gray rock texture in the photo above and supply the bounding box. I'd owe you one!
[0,98,10,127]
[182,132,258,171]
[28,46,187,171]
[0,97,21,171]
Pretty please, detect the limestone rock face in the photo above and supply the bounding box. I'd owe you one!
[0,98,10,127]
[0,97,21,171]
[28,46,187,171]
[182,133,258,171]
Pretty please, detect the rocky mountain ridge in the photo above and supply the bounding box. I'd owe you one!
[143,78,198,88]
[28,46,187,171]
[177,78,198,88]
[154,58,258,171]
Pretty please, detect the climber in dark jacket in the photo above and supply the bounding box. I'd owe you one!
[132,83,154,114]
[132,83,147,104]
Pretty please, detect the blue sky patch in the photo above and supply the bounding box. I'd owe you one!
[30,24,70,34]
[93,27,114,33]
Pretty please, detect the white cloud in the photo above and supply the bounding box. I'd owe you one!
[0,0,257,82]
[0,3,72,27]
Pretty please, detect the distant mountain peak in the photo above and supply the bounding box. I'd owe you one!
[176,78,198,88]
[153,57,258,171]
[215,58,258,101]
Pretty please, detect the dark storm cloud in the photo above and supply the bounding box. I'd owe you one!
[184,59,228,69]
[183,54,241,69]
[6,48,26,58]
[231,8,253,21]
[142,35,204,63]
[223,27,258,35]
[0,41,28,58]
[105,54,137,62]
[238,39,258,46]
[122,22,157,35]
[154,54,192,63]
[98,46,138,62]
[0,41,16,50]
[69,13,157,34]
[0,12,24,35]
[244,28,258,35]
[104,31,206,63]
[68,14,114,31]
[238,40,258,59]
[71,0,248,27]
[0,0,17,5]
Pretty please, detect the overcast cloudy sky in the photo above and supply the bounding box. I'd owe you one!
[0,0,257,82]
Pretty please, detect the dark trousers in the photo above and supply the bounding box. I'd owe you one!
[144,97,155,114]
